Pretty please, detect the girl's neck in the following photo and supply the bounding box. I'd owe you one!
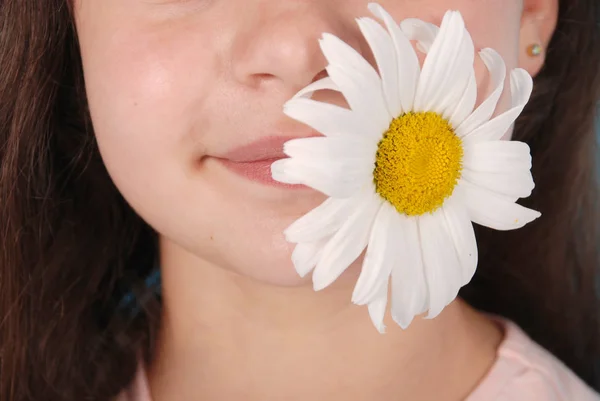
[147,239,502,401]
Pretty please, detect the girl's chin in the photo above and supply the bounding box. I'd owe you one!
[234,265,314,288]
[229,257,364,289]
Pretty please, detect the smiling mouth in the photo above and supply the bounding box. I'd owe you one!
[212,135,314,188]
[215,158,297,187]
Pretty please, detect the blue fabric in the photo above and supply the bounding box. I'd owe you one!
[117,268,162,318]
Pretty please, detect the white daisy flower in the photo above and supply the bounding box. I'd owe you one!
[271,3,541,333]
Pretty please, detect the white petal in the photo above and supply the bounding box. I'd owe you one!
[461,168,535,199]
[462,69,533,144]
[271,159,302,185]
[441,190,478,284]
[456,49,506,137]
[326,63,391,137]
[320,34,391,135]
[271,158,372,198]
[291,239,327,278]
[284,196,361,243]
[419,211,462,319]
[367,277,389,334]
[283,135,378,162]
[292,77,340,99]
[399,18,439,53]
[390,214,428,329]
[320,32,381,80]
[463,181,542,231]
[283,98,369,138]
[438,31,475,119]
[413,11,474,115]
[448,71,477,128]
[368,3,421,113]
[357,17,402,116]
[463,141,532,173]
[312,193,383,291]
[352,201,396,305]
[459,179,516,203]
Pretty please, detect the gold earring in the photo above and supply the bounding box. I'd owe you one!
[527,43,543,57]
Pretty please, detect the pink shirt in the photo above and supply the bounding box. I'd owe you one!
[117,319,600,400]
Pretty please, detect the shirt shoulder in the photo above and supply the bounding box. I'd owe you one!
[467,319,600,401]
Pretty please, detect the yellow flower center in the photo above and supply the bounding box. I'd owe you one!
[373,112,463,216]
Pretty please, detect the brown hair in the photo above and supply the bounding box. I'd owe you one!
[1,1,599,400]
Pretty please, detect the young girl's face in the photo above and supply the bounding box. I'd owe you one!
[74,0,545,286]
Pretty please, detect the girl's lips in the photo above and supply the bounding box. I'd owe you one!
[221,136,292,162]
[215,135,315,188]
[216,158,302,188]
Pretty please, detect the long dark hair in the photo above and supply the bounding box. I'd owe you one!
[1,1,599,400]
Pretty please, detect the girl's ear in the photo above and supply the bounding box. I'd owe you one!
[519,0,559,77]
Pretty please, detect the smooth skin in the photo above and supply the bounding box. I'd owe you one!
[74,1,558,400]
